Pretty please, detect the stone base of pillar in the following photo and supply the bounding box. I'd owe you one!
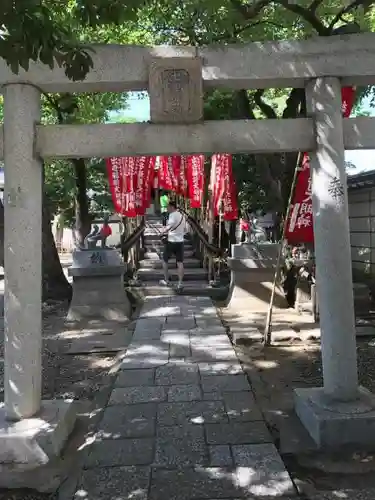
[0,399,77,488]
[294,386,375,449]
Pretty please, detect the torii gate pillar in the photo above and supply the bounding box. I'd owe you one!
[294,77,375,448]
[0,84,76,482]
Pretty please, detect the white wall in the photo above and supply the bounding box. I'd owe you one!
[348,187,375,276]
[52,220,122,253]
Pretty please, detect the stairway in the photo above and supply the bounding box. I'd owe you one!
[138,215,211,296]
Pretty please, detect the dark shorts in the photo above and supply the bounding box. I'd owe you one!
[163,241,184,263]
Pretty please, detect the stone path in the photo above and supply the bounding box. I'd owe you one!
[72,294,297,499]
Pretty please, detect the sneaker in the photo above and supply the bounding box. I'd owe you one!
[176,283,184,291]
[159,279,170,286]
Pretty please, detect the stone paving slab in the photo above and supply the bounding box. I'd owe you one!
[96,403,157,439]
[85,437,154,468]
[205,421,273,445]
[73,294,295,499]
[75,466,151,500]
[115,368,156,387]
[110,385,167,405]
[157,400,228,426]
[155,362,200,385]
[154,424,207,467]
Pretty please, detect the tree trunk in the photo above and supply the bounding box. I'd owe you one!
[73,158,91,247]
[42,194,72,302]
[0,195,71,301]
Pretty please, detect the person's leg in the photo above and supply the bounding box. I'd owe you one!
[175,242,184,287]
[161,241,171,285]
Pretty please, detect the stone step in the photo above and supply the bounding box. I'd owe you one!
[137,281,221,297]
[139,258,201,269]
[144,250,196,259]
[145,243,194,252]
[138,268,207,281]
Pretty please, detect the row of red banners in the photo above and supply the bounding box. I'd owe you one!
[285,86,356,244]
[105,154,238,219]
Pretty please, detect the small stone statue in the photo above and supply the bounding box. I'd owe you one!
[84,216,112,249]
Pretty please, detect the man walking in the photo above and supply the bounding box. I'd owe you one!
[160,201,185,290]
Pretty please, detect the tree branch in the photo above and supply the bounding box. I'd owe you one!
[254,90,277,119]
[309,0,325,13]
[229,0,272,20]
[328,0,366,31]
[273,0,330,35]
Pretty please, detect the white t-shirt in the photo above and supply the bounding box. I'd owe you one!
[167,211,185,243]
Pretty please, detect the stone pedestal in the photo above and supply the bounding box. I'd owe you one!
[226,243,287,312]
[294,77,375,449]
[67,248,131,322]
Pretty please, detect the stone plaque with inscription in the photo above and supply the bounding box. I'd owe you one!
[149,57,203,124]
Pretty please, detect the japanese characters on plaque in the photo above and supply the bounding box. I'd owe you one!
[148,57,203,123]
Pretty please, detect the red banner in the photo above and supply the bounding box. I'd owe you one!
[106,157,126,214]
[285,86,355,244]
[158,156,174,191]
[187,155,205,208]
[211,154,238,220]
[107,156,156,217]
[222,154,238,220]
[211,154,224,217]
[177,155,188,196]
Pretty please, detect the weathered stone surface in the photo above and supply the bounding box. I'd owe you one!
[140,306,181,318]
[190,345,238,362]
[165,317,196,329]
[149,467,243,500]
[169,343,192,358]
[223,391,263,422]
[155,362,199,386]
[149,57,203,124]
[120,342,169,369]
[154,425,207,467]
[96,403,156,439]
[201,374,250,393]
[75,466,151,500]
[157,401,228,426]
[167,384,202,402]
[231,443,296,497]
[209,445,233,467]
[109,386,167,405]
[198,361,243,376]
[191,335,232,348]
[205,421,272,445]
[85,438,154,467]
[115,368,155,387]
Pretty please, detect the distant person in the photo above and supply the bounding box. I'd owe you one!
[160,191,169,226]
[160,201,185,291]
[240,217,250,243]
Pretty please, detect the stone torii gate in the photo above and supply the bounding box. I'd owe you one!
[1,33,375,476]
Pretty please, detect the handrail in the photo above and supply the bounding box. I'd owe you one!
[179,208,227,257]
